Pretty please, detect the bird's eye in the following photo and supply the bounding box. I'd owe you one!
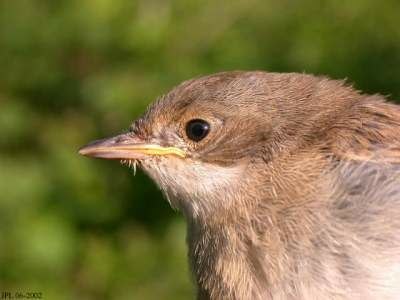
[185,119,210,142]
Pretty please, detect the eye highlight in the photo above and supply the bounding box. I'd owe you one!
[185,119,210,142]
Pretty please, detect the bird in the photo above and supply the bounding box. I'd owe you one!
[79,71,400,300]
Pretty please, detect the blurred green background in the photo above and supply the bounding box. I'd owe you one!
[0,0,399,299]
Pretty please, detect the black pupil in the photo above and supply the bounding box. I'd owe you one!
[186,119,210,141]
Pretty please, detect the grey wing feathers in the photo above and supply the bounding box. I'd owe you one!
[326,158,400,299]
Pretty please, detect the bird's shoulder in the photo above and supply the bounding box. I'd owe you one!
[328,96,400,164]
[324,96,400,220]
[321,96,400,220]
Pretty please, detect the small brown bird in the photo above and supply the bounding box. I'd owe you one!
[79,71,400,300]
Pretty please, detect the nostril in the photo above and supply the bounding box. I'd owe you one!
[113,133,145,145]
[115,134,130,144]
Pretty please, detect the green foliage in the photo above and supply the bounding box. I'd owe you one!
[0,0,399,299]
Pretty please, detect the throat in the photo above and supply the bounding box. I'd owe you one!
[144,157,247,220]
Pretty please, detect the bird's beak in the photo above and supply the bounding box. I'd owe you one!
[78,133,186,160]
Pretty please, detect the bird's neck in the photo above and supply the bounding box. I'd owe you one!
[187,204,290,300]
[186,216,260,299]
[186,153,331,299]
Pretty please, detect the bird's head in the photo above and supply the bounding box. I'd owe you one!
[79,71,357,220]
